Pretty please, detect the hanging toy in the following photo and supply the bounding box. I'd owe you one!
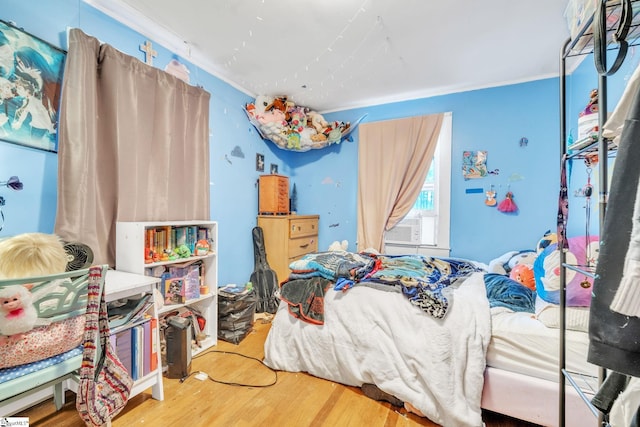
[497,190,518,213]
[485,185,497,207]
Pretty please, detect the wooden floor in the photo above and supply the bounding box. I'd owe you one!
[17,320,540,427]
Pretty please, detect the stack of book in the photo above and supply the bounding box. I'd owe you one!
[144,225,212,260]
[108,295,158,380]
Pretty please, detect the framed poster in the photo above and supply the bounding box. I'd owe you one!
[0,20,66,152]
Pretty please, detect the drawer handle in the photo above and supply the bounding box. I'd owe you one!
[299,243,309,249]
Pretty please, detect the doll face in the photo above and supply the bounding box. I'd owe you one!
[1,293,23,311]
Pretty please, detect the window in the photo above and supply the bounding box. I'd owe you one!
[384,112,452,256]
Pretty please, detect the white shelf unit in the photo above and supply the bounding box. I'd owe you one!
[115,220,218,358]
[104,269,164,401]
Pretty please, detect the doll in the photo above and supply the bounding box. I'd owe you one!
[0,233,68,343]
[0,284,36,338]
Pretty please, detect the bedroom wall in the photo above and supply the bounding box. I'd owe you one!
[286,80,561,263]
[286,51,639,264]
[2,1,635,284]
[1,0,264,286]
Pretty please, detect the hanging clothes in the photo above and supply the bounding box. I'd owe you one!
[588,83,640,378]
[610,186,640,318]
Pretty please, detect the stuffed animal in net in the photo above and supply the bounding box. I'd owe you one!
[0,233,69,342]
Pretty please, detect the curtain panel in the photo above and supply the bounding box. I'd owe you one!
[357,114,443,252]
[56,29,211,267]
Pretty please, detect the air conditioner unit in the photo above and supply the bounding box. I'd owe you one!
[385,218,422,245]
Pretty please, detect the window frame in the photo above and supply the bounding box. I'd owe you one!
[384,112,452,257]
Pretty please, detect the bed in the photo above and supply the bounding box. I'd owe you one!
[262,250,609,427]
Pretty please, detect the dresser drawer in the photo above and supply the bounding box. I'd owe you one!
[257,214,319,283]
[289,218,318,238]
[288,236,318,259]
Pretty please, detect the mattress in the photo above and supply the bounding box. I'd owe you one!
[487,307,599,384]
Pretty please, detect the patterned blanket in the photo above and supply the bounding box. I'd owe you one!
[483,273,536,313]
[286,252,483,319]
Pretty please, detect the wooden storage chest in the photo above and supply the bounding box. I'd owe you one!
[259,174,289,215]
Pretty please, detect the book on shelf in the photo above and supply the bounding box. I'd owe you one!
[131,325,141,380]
[165,278,186,305]
[144,224,214,261]
[111,319,156,380]
[115,328,133,376]
[182,266,200,300]
[108,293,154,333]
[149,317,158,372]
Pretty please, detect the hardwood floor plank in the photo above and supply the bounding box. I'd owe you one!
[15,319,538,426]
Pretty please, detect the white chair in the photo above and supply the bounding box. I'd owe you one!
[0,265,107,415]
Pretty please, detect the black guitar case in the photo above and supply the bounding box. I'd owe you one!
[250,226,280,314]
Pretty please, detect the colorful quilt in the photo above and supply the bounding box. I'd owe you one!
[285,252,482,319]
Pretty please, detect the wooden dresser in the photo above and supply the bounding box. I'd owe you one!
[257,214,319,284]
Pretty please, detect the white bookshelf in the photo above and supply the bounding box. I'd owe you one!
[115,220,218,358]
[104,270,164,401]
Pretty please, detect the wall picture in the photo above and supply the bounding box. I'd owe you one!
[0,20,66,152]
[270,163,278,174]
[256,153,264,171]
[462,150,488,180]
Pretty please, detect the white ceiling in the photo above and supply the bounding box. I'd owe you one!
[85,0,572,112]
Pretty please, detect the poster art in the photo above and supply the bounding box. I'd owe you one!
[462,150,488,180]
[0,20,66,152]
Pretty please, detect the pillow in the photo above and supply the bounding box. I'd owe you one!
[0,316,85,369]
[533,235,599,307]
[535,296,589,333]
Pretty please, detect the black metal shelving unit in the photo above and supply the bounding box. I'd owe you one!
[559,2,640,426]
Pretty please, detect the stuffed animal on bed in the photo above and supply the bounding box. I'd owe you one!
[0,233,69,343]
[534,235,599,306]
[328,240,348,251]
[509,263,536,290]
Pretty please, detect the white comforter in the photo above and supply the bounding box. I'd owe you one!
[263,272,491,427]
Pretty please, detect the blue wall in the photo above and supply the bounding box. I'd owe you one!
[284,79,562,262]
[2,1,632,285]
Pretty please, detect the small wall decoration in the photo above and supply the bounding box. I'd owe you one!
[485,185,497,207]
[231,145,244,158]
[164,58,190,83]
[462,150,488,180]
[0,20,66,152]
[497,189,519,214]
[256,153,265,172]
[270,163,278,174]
[139,40,157,65]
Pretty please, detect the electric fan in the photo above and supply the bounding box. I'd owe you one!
[63,241,94,271]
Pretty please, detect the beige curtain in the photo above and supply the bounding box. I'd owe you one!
[55,29,210,267]
[357,114,444,252]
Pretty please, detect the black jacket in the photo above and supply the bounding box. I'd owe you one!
[588,83,640,378]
